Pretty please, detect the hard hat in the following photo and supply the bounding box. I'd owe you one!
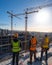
[14,33,18,38]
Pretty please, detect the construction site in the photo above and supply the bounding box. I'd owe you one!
[0,0,52,65]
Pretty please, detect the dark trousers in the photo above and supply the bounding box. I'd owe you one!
[12,52,19,65]
[41,48,48,61]
[30,50,36,63]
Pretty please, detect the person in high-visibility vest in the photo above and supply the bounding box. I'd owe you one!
[11,33,21,65]
[28,36,37,64]
[40,34,50,61]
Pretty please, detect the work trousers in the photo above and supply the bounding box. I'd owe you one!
[12,52,19,65]
[41,48,49,61]
[30,50,36,63]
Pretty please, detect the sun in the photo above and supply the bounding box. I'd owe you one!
[28,8,51,32]
[36,9,50,25]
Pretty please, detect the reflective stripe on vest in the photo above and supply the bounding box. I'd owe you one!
[12,41,21,52]
[30,38,37,51]
[43,37,49,48]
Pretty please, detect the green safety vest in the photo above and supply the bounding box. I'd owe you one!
[12,41,21,52]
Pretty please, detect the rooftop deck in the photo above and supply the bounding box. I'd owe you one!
[0,44,52,65]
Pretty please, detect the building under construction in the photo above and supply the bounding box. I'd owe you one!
[0,0,52,65]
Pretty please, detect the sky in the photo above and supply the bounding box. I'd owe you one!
[0,0,52,32]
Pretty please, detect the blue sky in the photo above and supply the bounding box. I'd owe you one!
[0,0,52,32]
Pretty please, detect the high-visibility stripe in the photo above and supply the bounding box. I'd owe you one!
[12,41,21,52]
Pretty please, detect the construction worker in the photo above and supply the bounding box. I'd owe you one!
[40,34,50,61]
[28,36,37,64]
[11,33,21,65]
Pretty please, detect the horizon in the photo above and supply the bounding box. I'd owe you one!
[0,28,52,33]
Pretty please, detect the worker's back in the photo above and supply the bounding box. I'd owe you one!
[42,35,49,48]
[30,36,37,51]
[12,39,21,52]
[12,33,21,52]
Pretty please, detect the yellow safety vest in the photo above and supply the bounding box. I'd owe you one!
[43,37,49,48]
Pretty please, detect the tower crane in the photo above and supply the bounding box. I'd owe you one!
[7,11,15,35]
[15,10,38,50]
[7,11,21,39]
[27,3,52,11]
